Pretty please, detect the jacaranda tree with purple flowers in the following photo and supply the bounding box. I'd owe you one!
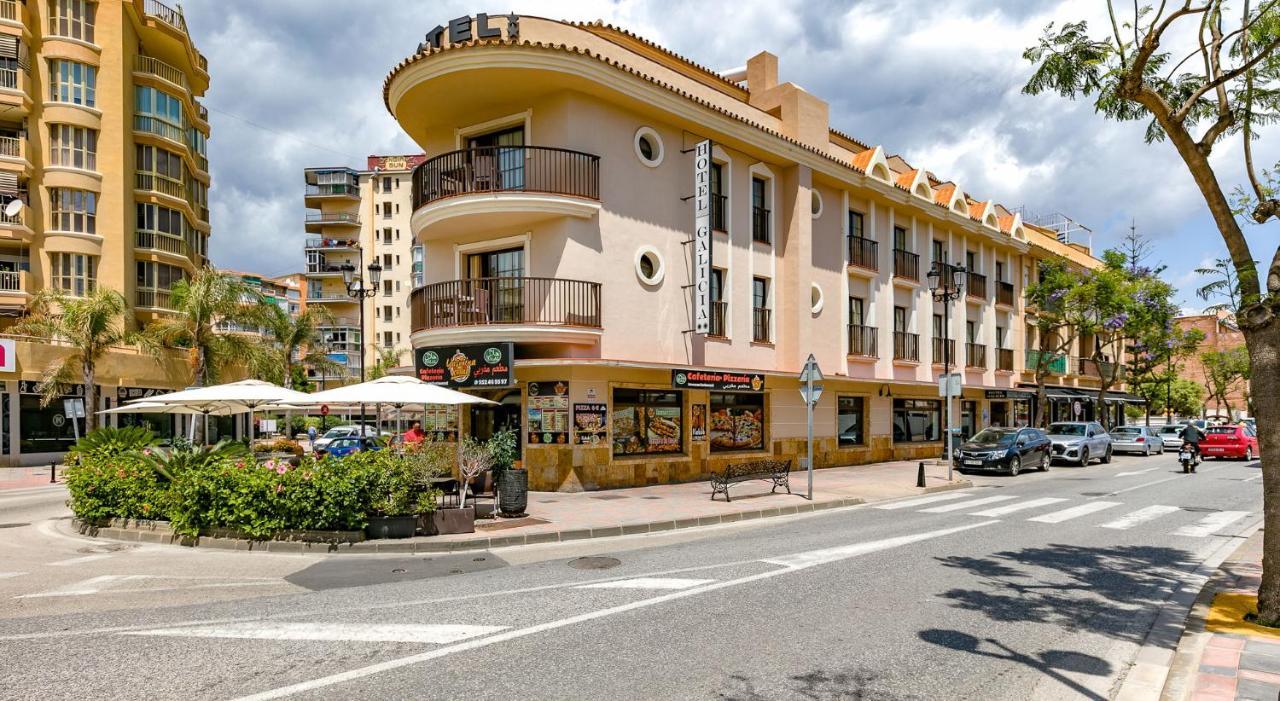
[1024,255,1089,427]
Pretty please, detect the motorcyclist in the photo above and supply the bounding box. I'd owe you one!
[1179,423,1206,464]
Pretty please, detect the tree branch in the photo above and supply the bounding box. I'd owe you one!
[1175,37,1280,122]
[1109,0,1129,63]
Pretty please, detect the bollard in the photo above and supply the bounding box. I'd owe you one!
[916,461,927,488]
[49,461,56,484]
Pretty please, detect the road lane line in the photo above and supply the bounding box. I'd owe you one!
[872,492,973,510]
[1092,464,1231,498]
[1114,468,1159,477]
[1244,474,1262,483]
[229,520,1000,700]
[0,572,27,580]
[16,574,143,598]
[1098,505,1182,530]
[1028,501,1123,524]
[1172,511,1249,538]
[918,495,1016,513]
[968,497,1068,517]
[47,554,114,567]
[125,622,506,644]
[576,577,715,590]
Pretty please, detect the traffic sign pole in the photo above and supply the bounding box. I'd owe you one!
[799,354,824,501]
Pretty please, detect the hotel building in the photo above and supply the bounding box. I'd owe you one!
[302,154,424,387]
[383,15,1131,491]
[0,0,209,464]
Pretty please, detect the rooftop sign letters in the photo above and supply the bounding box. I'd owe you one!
[418,14,519,53]
[692,139,712,335]
[672,369,764,392]
[416,343,514,388]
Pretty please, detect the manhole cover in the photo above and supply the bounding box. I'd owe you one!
[568,556,621,570]
[0,523,28,529]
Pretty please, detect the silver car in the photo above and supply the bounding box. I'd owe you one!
[1109,425,1165,456]
[1158,424,1187,451]
[1045,421,1114,466]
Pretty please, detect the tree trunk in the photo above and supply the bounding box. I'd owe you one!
[82,361,96,433]
[1247,320,1280,625]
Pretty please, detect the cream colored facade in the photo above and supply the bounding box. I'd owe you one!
[383,15,1124,491]
[0,0,210,465]
[302,155,423,386]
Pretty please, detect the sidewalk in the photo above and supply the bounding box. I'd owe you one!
[0,465,60,490]
[1160,529,1280,700]
[350,458,969,553]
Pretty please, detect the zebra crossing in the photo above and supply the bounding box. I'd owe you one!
[874,491,1250,538]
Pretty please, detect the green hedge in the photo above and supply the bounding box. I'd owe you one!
[65,430,446,539]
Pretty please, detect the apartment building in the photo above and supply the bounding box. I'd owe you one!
[0,0,208,465]
[302,154,423,387]
[1176,310,1251,420]
[383,15,1129,491]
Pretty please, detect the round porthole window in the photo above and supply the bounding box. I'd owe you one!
[810,282,824,314]
[634,246,665,285]
[633,127,664,168]
[811,190,824,218]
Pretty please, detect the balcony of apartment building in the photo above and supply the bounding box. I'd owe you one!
[965,342,987,369]
[0,191,29,240]
[304,168,360,207]
[0,43,30,116]
[135,286,177,312]
[995,280,1015,308]
[410,276,602,346]
[847,235,879,277]
[136,0,209,91]
[966,272,988,303]
[931,337,957,366]
[1025,349,1068,376]
[894,331,920,363]
[847,323,878,358]
[410,145,601,240]
[996,347,1015,372]
[304,211,360,234]
[0,125,29,176]
[708,300,727,338]
[0,0,26,30]
[305,247,359,278]
[0,268,29,313]
[306,279,359,306]
[892,248,920,283]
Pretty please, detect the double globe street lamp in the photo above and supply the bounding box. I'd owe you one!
[340,257,382,434]
[927,260,966,470]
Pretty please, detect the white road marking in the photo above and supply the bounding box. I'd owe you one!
[16,574,144,598]
[47,554,114,567]
[229,520,1000,700]
[761,520,999,569]
[126,622,505,645]
[918,495,1016,513]
[16,574,281,599]
[1099,505,1183,530]
[1172,511,1250,538]
[1244,474,1263,483]
[1115,468,1159,477]
[873,492,972,510]
[577,577,715,590]
[0,572,27,580]
[968,497,1068,517]
[1028,501,1123,524]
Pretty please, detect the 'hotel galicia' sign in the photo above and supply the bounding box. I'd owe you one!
[692,139,713,335]
[418,14,519,53]
[415,343,514,388]
[672,369,765,392]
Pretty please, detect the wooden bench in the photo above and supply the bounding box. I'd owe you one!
[709,459,792,502]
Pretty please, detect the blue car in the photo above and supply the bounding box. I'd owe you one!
[318,436,381,458]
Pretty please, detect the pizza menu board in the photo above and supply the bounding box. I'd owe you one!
[573,403,608,445]
[422,404,458,442]
[526,381,569,446]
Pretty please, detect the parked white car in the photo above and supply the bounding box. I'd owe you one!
[1158,423,1187,451]
[1109,425,1164,456]
[311,425,386,451]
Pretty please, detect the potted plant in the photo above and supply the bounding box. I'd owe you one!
[407,441,474,536]
[364,455,417,539]
[489,429,527,517]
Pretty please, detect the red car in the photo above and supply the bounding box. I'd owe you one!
[1199,424,1260,461]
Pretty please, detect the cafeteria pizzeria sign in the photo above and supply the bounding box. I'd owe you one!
[672,369,765,392]
[416,343,514,388]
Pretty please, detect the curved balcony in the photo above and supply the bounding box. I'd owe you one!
[410,276,602,346]
[410,146,600,240]
[304,212,360,233]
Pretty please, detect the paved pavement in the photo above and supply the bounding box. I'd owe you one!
[0,452,1263,699]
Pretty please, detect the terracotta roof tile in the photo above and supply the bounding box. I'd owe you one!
[896,168,919,189]
[851,147,876,172]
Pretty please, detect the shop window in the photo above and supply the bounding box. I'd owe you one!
[838,396,865,446]
[893,398,941,443]
[709,392,764,452]
[612,388,682,457]
[20,392,79,453]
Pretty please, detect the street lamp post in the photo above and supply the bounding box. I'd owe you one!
[927,260,966,479]
[341,252,382,436]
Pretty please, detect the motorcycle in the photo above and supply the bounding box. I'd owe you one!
[1179,444,1199,473]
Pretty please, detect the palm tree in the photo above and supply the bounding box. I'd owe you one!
[259,303,342,389]
[144,266,268,386]
[12,288,139,431]
[368,346,405,380]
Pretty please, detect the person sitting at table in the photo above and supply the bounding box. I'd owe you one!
[403,421,426,445]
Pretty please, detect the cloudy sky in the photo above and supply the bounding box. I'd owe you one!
[184,0,1278,310]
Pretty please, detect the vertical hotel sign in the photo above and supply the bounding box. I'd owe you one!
[692,139,712,335]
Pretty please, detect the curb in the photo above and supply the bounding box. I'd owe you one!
[70,478,972,555]
[1111,517,1264,701]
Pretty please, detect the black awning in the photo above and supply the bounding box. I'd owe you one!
[1104,391,1147,404]
[1040,387,1090,400]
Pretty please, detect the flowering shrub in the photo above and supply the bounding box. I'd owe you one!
[65,429,440,539]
